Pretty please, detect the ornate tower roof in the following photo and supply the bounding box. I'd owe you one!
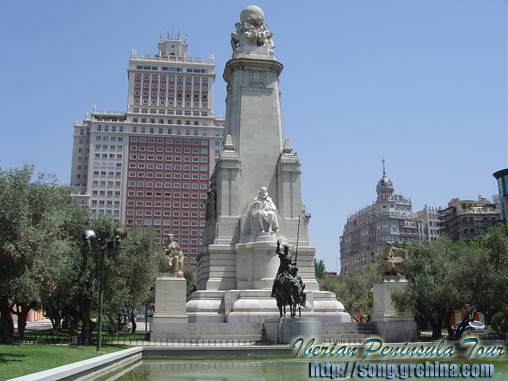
[376,159,394,200]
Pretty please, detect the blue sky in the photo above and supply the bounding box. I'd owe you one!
[1,0,506,272]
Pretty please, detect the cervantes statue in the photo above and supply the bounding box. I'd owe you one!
[250,187,278,233]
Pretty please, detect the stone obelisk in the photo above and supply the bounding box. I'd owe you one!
[187,5,349,324]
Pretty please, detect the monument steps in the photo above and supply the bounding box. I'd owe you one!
[187,322,264,339]
[152,320,378,343]
[322,322,378,340]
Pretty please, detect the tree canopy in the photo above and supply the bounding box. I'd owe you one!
[392,225,508,339]
[0,165,164,343]
[315,258,375,321]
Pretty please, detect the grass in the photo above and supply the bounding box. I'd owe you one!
[0,344,129,380]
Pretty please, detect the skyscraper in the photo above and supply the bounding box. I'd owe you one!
[69,35,225,265]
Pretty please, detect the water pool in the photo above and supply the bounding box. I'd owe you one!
[93,355,508,381]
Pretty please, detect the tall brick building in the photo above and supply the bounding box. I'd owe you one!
[69,35,225,265]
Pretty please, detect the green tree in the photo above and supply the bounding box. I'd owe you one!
[183,264,196,294]
[0,165,89,342]
[391,239,463,339]
[0,165,166,343]
[314,258,326,279]
[66,216,164,341]
[64,215,120,344]
[317,265,376,321]
[471,224,508,338]
[118,227,165,333]
[391,229,508,339]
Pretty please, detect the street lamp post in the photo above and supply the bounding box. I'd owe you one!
[145,286,154,332]
[83,227,127,352]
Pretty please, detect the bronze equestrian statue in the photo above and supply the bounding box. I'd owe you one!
[271,241,306,318]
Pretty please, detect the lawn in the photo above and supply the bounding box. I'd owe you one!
[0,344,128,380]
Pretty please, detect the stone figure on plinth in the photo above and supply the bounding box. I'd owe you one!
[251,187,278,233]
[165,234,184,276]
[204,191,216,221]
[231,5,274,53]
[377,241,407,280]
[373,241,415,342]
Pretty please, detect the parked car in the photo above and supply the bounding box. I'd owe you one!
[452,320,485,333]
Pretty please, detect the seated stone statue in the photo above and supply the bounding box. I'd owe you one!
[250,187,278,233]
[377,241,407,280]
[165,234,184,275]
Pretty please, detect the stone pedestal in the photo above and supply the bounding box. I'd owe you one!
[235,240,279,289]
[226,290,280,323]
[265,317,322,344]
[373,276,417,343]
[151,273,188,339]
[187,288,351,324]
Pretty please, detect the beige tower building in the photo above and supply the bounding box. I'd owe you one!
[70,35,225,264]
[340,165,418,274]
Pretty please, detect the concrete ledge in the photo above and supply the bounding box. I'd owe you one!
[143,346,292,357]
[11,346,294,380]
[10,347,142,381]
[16,339,475,380]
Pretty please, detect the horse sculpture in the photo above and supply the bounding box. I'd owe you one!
[274,272,304,318]
[293,284,306,317]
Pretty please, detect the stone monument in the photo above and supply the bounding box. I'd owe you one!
[165,234,184,276]
[151,235,188,338]
[186,5,350,326]
[373,242,417,342]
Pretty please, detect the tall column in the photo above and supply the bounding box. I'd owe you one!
[223,58,284,212]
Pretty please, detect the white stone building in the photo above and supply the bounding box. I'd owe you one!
[415,205,441,241]
[340,166,418,274]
